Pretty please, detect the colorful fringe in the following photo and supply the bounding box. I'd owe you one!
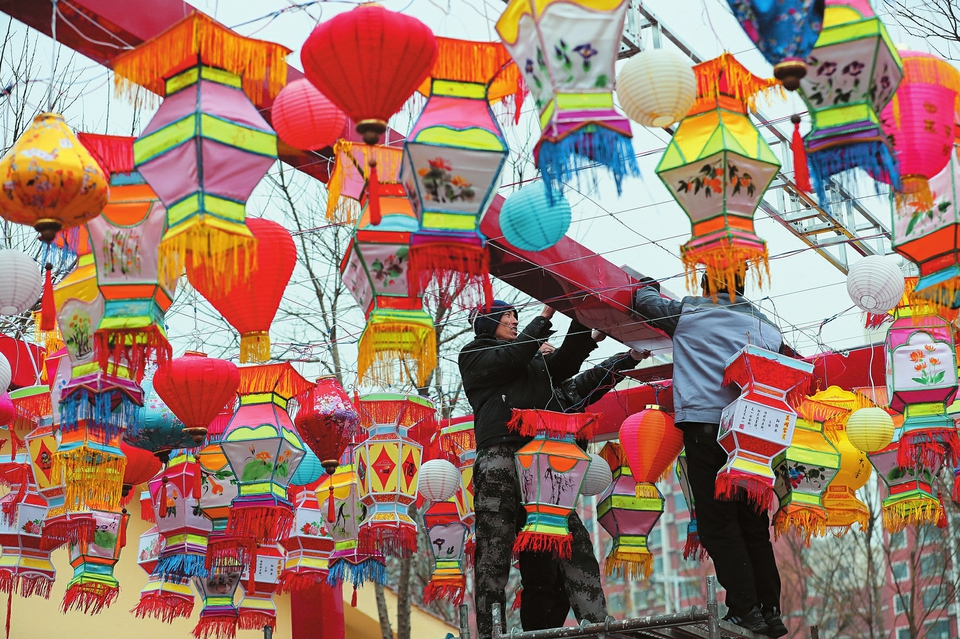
[154,553,209,580]
[357,316,437,388]
[76,133,136,176]
[694,52,783,110]
[325,141,404,223]
[94,325,171,383]
[51,447,126,512]
[239,331,270,364]
[505,409,598,440]
[357,522,418,559]
[408,241,493,309]
[193,614,238,639]
[512,532,572,560]
[683,520,707,561]
[897,430,960,472]
[112,12,289,106]
[715,470,775,511]
[536,125,639,203]
[326,557,386,589]
[40,515,95,551]
[681,240,769,303]
[421,38,525,107]
[236,362,312,399]
[58,389,141,440]
[132,590,195,623]
[807,139,900,209]
[226,505,294,542]
[60,580,120,615]
[773,504,827,547]
[603,546,653,581]
[422,579,465,606]
[159,227,258,301]
[882,496,942,534]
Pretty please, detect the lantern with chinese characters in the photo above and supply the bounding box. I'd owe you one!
[187,217,296,363]
[674,452,706,561]
[597,441,663,580]
[726,0,824,90]
[797,0,902,205]
[112,13,289,292]
[301,3,437,145]
[421,500,468,605]
[211,363,310,571]
[716,345,815,509]
[438,416,476,562]
[237,541,284,632]
[125,379,196,461]
[279,489,335,593]
[61,508,128,614]
[340,149,437,387]
[402,38,522,305]
[153,351,240,445]
[868,428,942,532]
[657,53,782,296]
[0,485,55,599]
[496,0,639,201]
[192,570,242,639]
[149,452,212,581]
[507,409,595,558]
[354,394,434,558]
[772,397,843,545]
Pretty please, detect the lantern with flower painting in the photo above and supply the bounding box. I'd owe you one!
[657,53,782,296]
[279,489,335,593]
[61,508,128,614]
[868,428,942,532]
[495,0,639,201]
[401,38,523,305]
[421,500,468,605]
[192,570,242,639]
[149,452,212,581]
[797,0,902,205]
[340,151,437,387]
[196,439,240,582]
[237,541,284,632]
[0,483,55,600]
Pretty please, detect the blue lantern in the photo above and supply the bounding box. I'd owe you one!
[498,182,571,252]
[291,450,324,487]
[124,379,197,462]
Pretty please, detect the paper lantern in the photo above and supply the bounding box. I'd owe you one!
[153,351,240,445]
[61,509,128,614]
[716,345,815,509]
[237,541,284,632]
[113,13,289,293]
[0,353,10,393]
[279,489,335,593]
[597,441,663,580]
[133,574,194,624]
[846,407,895,452]
[726,0,824,90]
[270,78,346,152]
[301,3,438,144]
[418,459,461,503]
[616,48,697,128]
[24,420,76,553]
[125,379,196,461]
[354,393,434,558]
[87,169,176,381]
[657,53,782,295]
[149,452,212,581]
[120,440,162,500]
[580,452,613,497]
[0,250,42,316]
[496,0,640,201]
[402,38,522,305]
[421,500,468,606]
[772,397,843,545]
[438,417,476,563]
[619,405,684,491]
[797,0,902,205]
[339,146,437,387]
[192,570,242,639]
[498,181,572,252]
[211,364,310,573]
[674,451,706,561]
[507,409,595,558]
[846,256,905,314]
[291,450,323,487]
[187,217,296,363]
[868,429,942,532]
[0,486,55,600]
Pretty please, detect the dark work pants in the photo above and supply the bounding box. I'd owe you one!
[682,424,781,616]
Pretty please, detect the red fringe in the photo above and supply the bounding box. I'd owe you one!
[141,495,155,523]
[511,587,522,611]
[897,430,960,471]
[422,580,465,606]
[356,397,437,431]
[505,409,598,440]
[60,582,119,615]
[227,505,294,542]
[0,573,12,596]
[132,592,195,623]
[865,312,893,329]
[683,535,707,562]
[954,468,960,504]
[238,610,276,631]
[512,532,572,560]
[11,392,51,421]
[277,572,330,594]
[351,586,357,608]
[41,517,95,551]
[357,522,418,559]
[464,538,475,568]
[94,326,171,384]
[791,116,811,193]
[205,539,249,572]
[714,470,775,511]
[40,265,54,332]
[193,616,238,639]
[76,133,135,176]
[409,242,492,308]
[18,576,52,600]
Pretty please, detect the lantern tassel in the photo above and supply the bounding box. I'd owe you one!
[60,580,120,615]
[511,587,522,610]
[773,504,827,547]
[422,579,465,606]
[714,470,775,511]
[40,264,55,332]
[194,461,203,500]
[683,524,708,562]
[603,546,653,581]
[367,160,381,226]
[512,531,572,560]
[192,614,239,639]
[237,611,276,632]
[791,115,811,193]
[239,332,270,364]
[5,587,10,639]
[132,590,195,623]
[897,429,960,471]
[536,125,639,203]
[327,484,336,523]
[351,586,358,608]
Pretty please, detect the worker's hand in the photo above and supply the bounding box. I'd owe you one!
[629,349,651,361]
[540,305,555,320]
[538,342,556,355]
[591,329,607,343]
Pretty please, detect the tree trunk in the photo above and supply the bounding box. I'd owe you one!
[375,582,393,639]
[397,555,412,639]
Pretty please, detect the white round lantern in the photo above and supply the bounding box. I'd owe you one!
[616,49,697,128]
[0,249,42,316]
[0,353,10,393]
[846,256,904,314]
[418,459,462,503]
[580,452,613,497]
[846,407,896,453]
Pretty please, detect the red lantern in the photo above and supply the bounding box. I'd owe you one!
[619,406,684,487]
[301,4,438,144]
[271,79,347,152]
[188,217,296,364]
[153,351,240,445]
[120,440,162,500]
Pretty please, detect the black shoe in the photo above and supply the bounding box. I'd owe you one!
[723,606,770,634]
[761,607,788,638]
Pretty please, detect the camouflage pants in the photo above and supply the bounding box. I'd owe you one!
[473,443,606,639]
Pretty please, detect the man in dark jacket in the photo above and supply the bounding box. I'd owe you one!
[460,300,647,638]
[632,273,788,638]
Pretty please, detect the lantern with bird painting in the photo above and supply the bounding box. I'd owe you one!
[149,452,212,581]
[60,508,128,614]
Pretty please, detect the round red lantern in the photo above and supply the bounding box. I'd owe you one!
[271,79,348,152]
[121,440,162,497]
[153,351,240,445]
[187,217,296,363]
[300,4,438,144]
[619,406,684,487]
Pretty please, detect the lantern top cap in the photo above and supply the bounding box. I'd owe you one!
[496,0,629,45]
[111,12,291,107]
[415,37,525,105]
[692,53,782,111]
[237,362,312,399]
[505,408,598,439]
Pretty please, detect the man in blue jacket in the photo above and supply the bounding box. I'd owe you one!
[633,272,788,638]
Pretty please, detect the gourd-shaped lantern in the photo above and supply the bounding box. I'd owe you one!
[133,522,195,623]
[212,363,309,572]
[726,0,825,90]
[112,13,289,293]
[354,393,434,558]
[674,451,706,561]
[188,217,296,363]
[597,441,663,580]
[797,0,903,205]
[496,0,640,201]
[402,38,523,305]
[279,489,335,593]
[339,148,437,387]
[868,427,942,532]
[153,351,240,445]
[507,409,595,558]
[772,396,843,545]
[196,440,240,575]
[149,452,212,581]
[421,500,468,605]
[192,570,242,639]
[657,53,782,296]
[237,541,284,632]
[125,379,197,460]
[716,345,815,509]
[438,416,477,563]
[301,3,438,144]
[61,508,128,614]
[294,376,361,522]
[0,475,55,599]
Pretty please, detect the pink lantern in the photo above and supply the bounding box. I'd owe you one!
[270,78,347,152]
[279,489,335,593]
